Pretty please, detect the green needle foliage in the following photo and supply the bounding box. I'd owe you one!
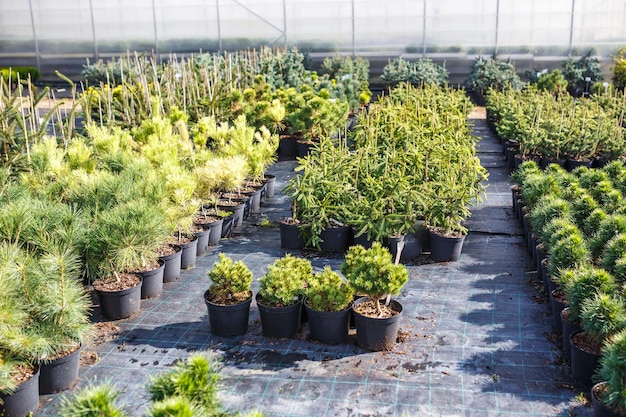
[148,397,199,417]
[563,266,617,323]
[59,353,264,417]
[58,382,129,417]
[580,293,626,348]
[596,329,626,414]
[148,353,222,415]
[589,214,626,261]
[341,242,408,316]
[601,233,626,276]
[305,266,354,312]
[207,253,253,302]
[547,233,590,278]
[85,198,168,283]
[258,255,312,307]
[528,196,571,234]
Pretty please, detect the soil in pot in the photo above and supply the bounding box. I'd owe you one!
[39,344,81,394]
[204,290,252,337]
[591,382,625,417]
[137,259,165,299]
[570,330,602,387]
[93,273,142,320]
[0,364,40,417]
[194,215,225,247]
[256,294,303,338]
[158,244,182,283]
[352,297,403,351]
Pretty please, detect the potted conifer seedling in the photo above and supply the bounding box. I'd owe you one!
[86,199,168,320]
[304,266,354,344]
[257,255,313,338]
[341,242,409,351]
[204,253,254,337]
[592,328,626,417]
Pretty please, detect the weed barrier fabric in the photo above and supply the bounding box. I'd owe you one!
[36,117,591,417]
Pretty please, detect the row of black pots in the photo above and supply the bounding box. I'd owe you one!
[204,292,403,352]
[513,188,606,393]
[499,124,623,417]
[279,221,464,262]
[0,344,83,417]
[504,140,603,173]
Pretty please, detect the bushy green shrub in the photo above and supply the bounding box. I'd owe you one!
[258,254,312,306]
[381,58,448,88]
[580,293,626,348]
[305,266,353,312]
[341,242,408,315]
[563,266,617,323]
[465,56,524,103]
[206,253,253,303]
[0,66,40,83]
[561,50,604,97]
[612,47,626,92]
[59,382,128,417]
[596,328,626,414]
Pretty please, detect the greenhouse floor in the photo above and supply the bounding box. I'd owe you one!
[37,112,592,417]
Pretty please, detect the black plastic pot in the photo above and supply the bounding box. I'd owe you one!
[204,290,252,337]
[591,382,623,417]
[429,230,465,262]
[350,227,375,249]
[180,236,198,270]
[245,188,263,214]
[159,244,182,283]
[414,220,431,253]
[207,218,224,246]
[352,297,403,351]
[297,139,315,157]
[194,228,210,257]
[0,366,39,417]
[549,289,567,331]
[570,330,601,387]
[280,221,305,250]
[96,277,142,320]
[264,174,276,199]
[256,294,302,338]
[318,225,350,252]
[386,234,422,263]
[219,201,246,227]
[278,136,299,160]
[39,345,81,394]
[305,303,351,345]
[221,214,234,238]
[139,259,165,299]
[560,307,580,360]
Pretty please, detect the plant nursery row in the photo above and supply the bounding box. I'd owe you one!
[0,47,492,416]
[506,155,626,417]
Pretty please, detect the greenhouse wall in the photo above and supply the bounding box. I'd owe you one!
[0,0,625,84]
